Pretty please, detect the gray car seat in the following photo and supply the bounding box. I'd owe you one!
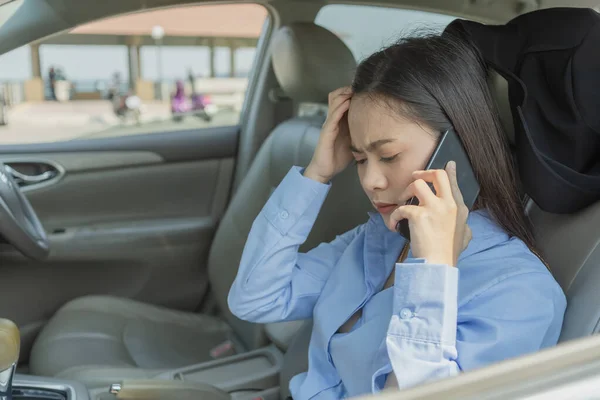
[28,22,372,387]
[488,71,600,342]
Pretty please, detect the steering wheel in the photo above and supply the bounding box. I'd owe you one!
[0,163,49,260]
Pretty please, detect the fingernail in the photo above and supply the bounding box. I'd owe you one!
[448,161,456,170]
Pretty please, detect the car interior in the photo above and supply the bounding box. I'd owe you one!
[0,0,599,399]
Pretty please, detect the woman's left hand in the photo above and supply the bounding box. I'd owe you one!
[388,161,472,267]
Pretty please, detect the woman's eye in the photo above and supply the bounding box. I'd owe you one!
[354,159,367,165]
[380,154,399,163]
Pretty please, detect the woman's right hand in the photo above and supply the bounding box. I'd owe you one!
[303,87,354,184]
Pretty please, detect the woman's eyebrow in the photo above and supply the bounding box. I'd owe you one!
[350,138,397,153]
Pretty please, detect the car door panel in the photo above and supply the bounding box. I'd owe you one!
[0,126,238,360]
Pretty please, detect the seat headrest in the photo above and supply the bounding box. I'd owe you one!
[271,22,357,103]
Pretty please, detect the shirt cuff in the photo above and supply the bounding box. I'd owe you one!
[263,166,331,235]
[390,263,459,346]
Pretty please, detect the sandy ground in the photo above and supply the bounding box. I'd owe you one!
[0,100,239,145]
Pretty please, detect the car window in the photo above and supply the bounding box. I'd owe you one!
[0,3,268,144]
[315,4,457,61]
[296,5,457,117]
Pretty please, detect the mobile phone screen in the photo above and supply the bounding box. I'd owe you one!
[396,128,480,240]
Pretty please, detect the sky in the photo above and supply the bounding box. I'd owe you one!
[0,5,455,82]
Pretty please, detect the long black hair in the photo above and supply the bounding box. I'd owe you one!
[352,31,538,254]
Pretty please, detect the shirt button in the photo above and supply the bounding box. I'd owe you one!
[399,308,413,320]
[280,210,289,219]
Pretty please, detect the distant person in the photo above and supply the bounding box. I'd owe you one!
[187,68,195,94]
[172,80,186,103]
[48,67,56,100]
[108,72,121,100]
[52,67,71,102]
[54,67,66,81]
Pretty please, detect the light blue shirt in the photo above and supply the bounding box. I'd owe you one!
[228,166,566,399]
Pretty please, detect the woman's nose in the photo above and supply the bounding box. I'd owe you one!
[362,163,388,192]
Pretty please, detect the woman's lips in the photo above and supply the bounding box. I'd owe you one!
[374,203,398,214]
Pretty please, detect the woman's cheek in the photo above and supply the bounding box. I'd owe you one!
[393,163,414,191]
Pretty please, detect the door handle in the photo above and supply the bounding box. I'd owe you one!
[5,165,57,185]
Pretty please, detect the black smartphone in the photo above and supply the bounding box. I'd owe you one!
[396,128,480,240]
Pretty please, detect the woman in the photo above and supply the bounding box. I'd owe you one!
[228,32,566,399]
